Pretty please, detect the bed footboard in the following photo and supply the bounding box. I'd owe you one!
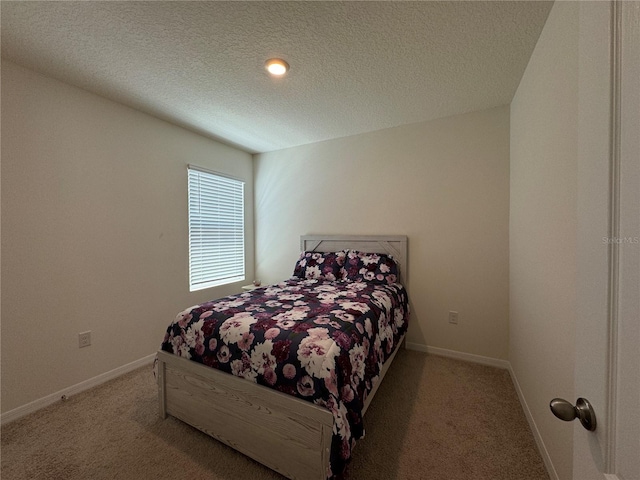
[156,350,333,480]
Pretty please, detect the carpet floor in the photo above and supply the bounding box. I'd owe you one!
[1,350,549,480]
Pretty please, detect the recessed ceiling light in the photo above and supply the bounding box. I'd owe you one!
[265,58,289,76]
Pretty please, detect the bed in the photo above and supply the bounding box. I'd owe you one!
[156,235,409,479]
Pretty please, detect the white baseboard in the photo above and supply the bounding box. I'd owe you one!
[406,342,510,370]
[1,353,156,425]
[507,364,558,480]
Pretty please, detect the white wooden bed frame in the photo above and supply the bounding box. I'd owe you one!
[157,235,408,480]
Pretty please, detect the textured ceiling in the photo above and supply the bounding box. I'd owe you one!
[1,1,552,153]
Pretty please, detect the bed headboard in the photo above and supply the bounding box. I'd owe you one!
[300,235,408,284]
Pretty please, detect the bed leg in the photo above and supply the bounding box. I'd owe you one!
[157,359,167,419]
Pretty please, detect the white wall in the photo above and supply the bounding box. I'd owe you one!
[0,60,254,413]
[509,3,579,480]
[254,106,510,360]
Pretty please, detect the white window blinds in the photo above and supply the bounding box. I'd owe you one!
[188,166,245,291]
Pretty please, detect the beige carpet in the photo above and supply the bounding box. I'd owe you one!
[1,350,549,480]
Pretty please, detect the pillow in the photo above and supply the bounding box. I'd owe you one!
[293,251,346,281]
[344,250,399,285]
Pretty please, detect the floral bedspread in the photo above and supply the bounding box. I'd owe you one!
[161,278,409,478]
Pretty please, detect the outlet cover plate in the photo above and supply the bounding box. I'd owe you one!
[79,331,91,348]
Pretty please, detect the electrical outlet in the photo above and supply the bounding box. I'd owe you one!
[78,331,92,348]
[448,311,459,325]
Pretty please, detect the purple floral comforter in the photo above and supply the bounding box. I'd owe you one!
[161,278,409,478]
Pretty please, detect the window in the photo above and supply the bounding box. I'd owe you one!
[188,166,245,291]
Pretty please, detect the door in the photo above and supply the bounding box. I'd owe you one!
[573,2,639,479]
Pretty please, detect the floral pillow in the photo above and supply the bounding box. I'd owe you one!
[344,250,399,285]
[292,251,346,281]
